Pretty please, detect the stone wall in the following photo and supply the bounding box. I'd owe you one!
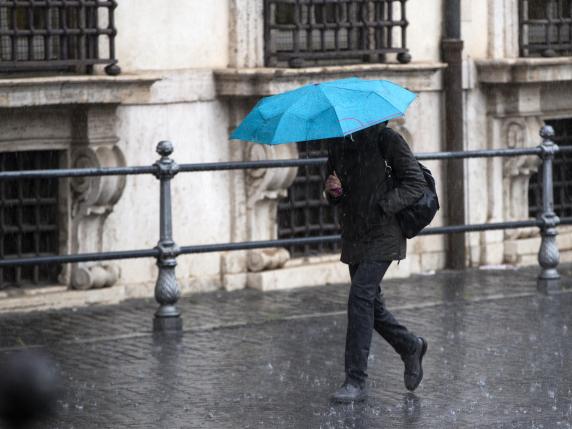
[114,0,230,71]
[1,0,571,311]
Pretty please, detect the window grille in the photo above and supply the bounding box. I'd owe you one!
[264,0,411,68]
[0,150,61,289]
[519,0,572,57]
[277,139,342,258]
[0,0,119,75]
[529,118,572,219]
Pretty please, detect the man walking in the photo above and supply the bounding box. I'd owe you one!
[324,121,428,402]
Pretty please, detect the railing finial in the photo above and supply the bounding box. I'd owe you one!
[156,140,174,157]
[540,125,555,140]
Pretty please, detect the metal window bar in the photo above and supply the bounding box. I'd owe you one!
[0,150,60,290]
[278,139,342,257]
[0,128,571,330]
[264,0,411,68]
[0,0,119,75]
[529,118,572,218]
[519,0,572,57]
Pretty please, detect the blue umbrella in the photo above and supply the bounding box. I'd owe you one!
[230,77,416,145]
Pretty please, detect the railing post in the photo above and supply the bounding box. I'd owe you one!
[152,141,182,332]
[537,126,560,294]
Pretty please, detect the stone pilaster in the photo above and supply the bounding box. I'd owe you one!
[228,0,265,68]
[487,0,519,59]
[220,98,255,291]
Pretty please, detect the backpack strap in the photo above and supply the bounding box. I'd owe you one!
[377,127,394,180]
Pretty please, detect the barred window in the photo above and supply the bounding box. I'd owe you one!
[0,0,119,75]
[519,0,572,57]
[529,118,572,219]
[264,0,411,68]
[0,150,62,290]
[277,140,341,258]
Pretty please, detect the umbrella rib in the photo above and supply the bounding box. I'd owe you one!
[317,89,346,136]
[342,111,404,134]
[324,86,411,115]
[371,89,415,116]
[319,87,407,136]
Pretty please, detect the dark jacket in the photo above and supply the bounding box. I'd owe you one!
[325,124,426,264]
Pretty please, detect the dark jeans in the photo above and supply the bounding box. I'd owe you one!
[344,260,418,387]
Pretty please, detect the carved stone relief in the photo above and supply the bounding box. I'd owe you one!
[244,141,298,272]
[221,98,298,285]
[501,117,542,241]
[69,105,126,290]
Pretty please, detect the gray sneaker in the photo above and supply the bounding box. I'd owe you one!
[330,380,368,403]
[402,337,427,391]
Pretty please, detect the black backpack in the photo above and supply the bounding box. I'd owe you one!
[384,159,440,239]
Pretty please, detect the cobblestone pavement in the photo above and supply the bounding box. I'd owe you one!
[1,264,572,429]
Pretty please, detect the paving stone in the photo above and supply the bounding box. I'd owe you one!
[0,264,571,428]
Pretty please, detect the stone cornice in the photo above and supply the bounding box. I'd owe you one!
[214,62,447,97]
[0,74,161,108]
[476,57,572,84]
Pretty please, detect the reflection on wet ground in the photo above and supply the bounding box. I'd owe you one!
[0,264,571,428]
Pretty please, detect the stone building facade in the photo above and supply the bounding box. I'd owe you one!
[0,0,570,311]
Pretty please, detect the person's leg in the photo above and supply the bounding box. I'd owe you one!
[344,260,392,387]
[372,268,427,391]
[373,281,418,357]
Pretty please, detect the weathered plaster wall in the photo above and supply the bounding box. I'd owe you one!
[114,0,230,72]
[105,74,232,293]
[407,0,443,62]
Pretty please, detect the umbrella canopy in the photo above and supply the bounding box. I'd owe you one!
[230,77,416,145]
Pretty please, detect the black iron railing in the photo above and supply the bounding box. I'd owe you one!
[0,126,571,332]
[519,0,572,57]
[264,0,411,68]
[0,0,120,75]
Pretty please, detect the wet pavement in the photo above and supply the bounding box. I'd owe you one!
[1,263,572,428]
